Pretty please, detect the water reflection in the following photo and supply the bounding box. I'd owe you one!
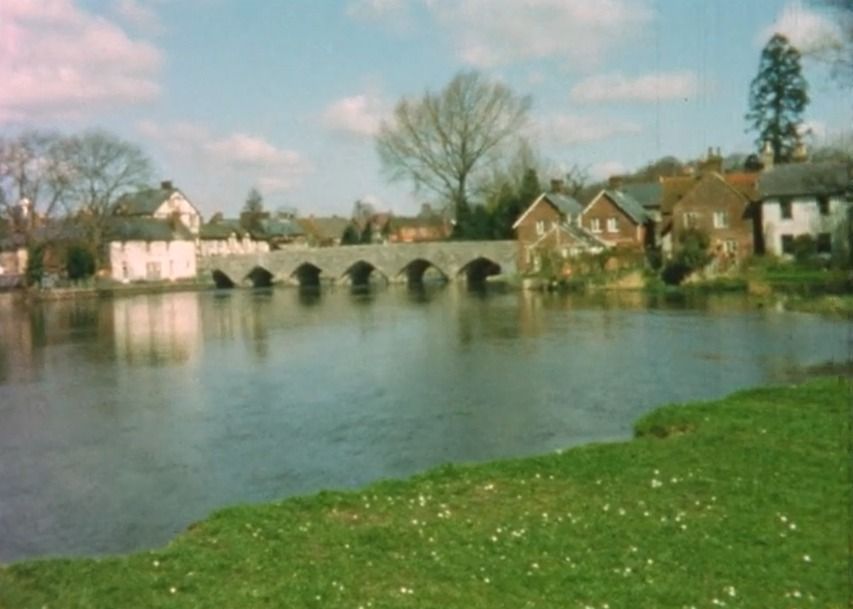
[112,293,201,366]
[0,287,849,563]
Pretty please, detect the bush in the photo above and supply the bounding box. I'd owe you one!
[25,243,45,287]
[661,229,711,285]
[66,244,96,280]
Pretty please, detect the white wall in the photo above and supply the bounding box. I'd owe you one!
[762,196,847,255]
[197,236,270,257]
[109,240,197,282]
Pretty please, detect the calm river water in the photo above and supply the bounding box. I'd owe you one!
[0,286,849,562]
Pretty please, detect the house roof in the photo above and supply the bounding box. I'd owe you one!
[511,190,582,229]
[297,216,350,241]
[113,186,178,215]
[758,162,851,198]
[260,217,304,238]
[723,172,760,200]
[199,219,248,240]
[620,182,663,210]
[528,222,606,251]
[588,189,649,224]
[660,175,700,215]
[389,215,446,229]
[106,217,193,242]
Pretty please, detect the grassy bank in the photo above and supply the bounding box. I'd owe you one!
[1,378,849,608]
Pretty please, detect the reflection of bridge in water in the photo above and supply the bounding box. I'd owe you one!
[199,241,517,288]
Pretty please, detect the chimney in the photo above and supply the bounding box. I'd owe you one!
[698,147,723,174]
[161,180,174,190]
[792,140,808,163]
[550,178,565,193]
[760,140,774,171]
[607,175,623,190]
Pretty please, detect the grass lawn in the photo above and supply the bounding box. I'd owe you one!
[1,378,849,608]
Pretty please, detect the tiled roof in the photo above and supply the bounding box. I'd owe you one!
[544,192,583,217]
[260,217,304,238]
[660,175,700,215]
[106,217,193,242]
[621,182,663,210]
[199,219,247,240]
[297,216,350,241]
[723,172,760,201]
[113,186,177,215]
[759,162,851,198]
[602,189,649,224]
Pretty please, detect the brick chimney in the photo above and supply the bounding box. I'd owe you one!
[607,175,623,190]
[698,147,723,174]
[161,180,174,190]
[760,140,774,171]
[550,178,565,193]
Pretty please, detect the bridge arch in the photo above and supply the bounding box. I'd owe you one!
[341,260,390,287]
[246,266,274,288]
[397,258,449,285]
[291,262,323,287]
[211,269,236,289]
[457,256,502,283]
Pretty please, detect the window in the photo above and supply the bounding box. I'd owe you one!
[606,217,618,233]
[146,262,161,280]
[781,234,794,254]
[590,218,601,233]
[780,199,793,220]
[535,220,545,235]
[817,196,830,216]
[723,240,738,254]
[683,212,699,229]
[713,211,729,229]
[816,233,832,254]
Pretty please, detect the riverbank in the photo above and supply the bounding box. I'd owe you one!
[1,377,848,608]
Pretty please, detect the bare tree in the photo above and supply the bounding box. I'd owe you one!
[810,0,853,88]
[376,71,530,237]
[62,131,153,255]
[0,131,74,241]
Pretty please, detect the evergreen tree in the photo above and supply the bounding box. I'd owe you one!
[746,34,809,163]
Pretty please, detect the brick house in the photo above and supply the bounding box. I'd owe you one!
[580,189,652,249]
[669,171,760,263]
[513,181,604,273]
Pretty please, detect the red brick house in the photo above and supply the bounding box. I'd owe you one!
[580,189,652,249]
[513,183,604,273]
[388,216,451,243]
[669,171,760,263]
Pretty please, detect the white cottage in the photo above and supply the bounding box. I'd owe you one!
[106,217,197,282]
[758,162,851,257]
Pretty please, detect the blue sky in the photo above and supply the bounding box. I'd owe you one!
[1,0,850,217]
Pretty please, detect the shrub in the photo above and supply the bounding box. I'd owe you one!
[25,243,45,287]
[66,244,96,280]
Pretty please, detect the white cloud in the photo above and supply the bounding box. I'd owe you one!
[589,161,627,180]
[424,0,653,68]
[322,94,388,139]
[758,3,841,54]
[137,121,311,194]
[538,114,642,145]
[570,71,700,103]
[112,0,163,33]
[0,0,162,122]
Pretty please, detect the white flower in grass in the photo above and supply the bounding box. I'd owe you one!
[169,587,177,594]
[803,554,811,562]
[650,479,663,488]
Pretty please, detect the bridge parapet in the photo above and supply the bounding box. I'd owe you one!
[197,241,517,287]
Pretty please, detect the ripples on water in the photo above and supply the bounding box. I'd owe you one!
[0,287,848,561]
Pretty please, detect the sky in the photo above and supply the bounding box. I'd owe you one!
[1,0,850,218]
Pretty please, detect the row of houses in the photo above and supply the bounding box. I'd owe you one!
[513,148,852,274]
[0,180,453,285]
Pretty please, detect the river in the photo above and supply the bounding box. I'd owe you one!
[0,286,849,563]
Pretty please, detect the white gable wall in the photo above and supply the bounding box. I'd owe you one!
[154,193,201,235]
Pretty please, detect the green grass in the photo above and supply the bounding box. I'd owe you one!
[1,378,849,608]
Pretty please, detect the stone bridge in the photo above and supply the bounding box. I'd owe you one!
[198,241,517,288]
